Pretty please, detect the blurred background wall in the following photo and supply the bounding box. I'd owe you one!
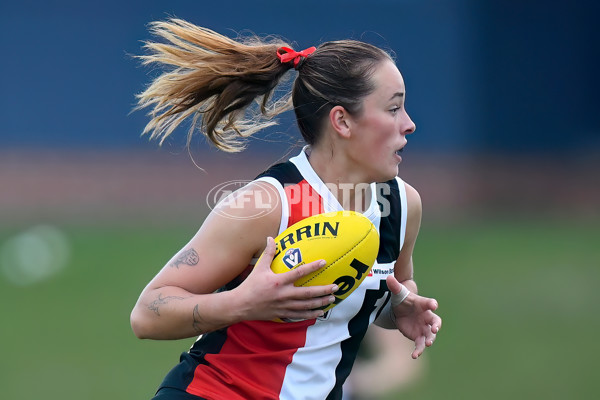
[1,1,599,399]
[1,0,598,224]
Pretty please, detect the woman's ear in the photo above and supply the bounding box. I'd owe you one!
[329,105,352,139]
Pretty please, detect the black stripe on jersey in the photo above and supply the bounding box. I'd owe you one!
[153,387,209,400]
[158,329,229,391]
[326,280,390,400]
[376,179,402,264]
[255,161,304,186]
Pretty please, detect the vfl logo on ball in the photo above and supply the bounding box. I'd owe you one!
[282,248,302,269]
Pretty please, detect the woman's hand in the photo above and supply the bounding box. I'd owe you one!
[386,274,442,359]
[234,237,339,322]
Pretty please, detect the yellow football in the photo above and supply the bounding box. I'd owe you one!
[266,210,379,319]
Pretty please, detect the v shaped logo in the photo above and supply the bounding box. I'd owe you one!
[282,248,302,269]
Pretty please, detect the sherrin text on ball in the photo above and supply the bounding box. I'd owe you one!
[264,211,379,320]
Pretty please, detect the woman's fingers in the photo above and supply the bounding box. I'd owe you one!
[280,309,325,320]
[385,274,403,294]
[257,241,336,295]
[242,240,340,321]
[255,237,277,271]
[425,326,437,346]
[258,238,330,288]
[426,309,442,333]
[285,295,336,311]
[282,259,326,283]
[273,294,336,320]
[280,259,339,296]
[412,335,426,359]
[428,298,439,311]
[281,283,338,304]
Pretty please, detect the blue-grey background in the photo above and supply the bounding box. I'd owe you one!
[2,0,598,154]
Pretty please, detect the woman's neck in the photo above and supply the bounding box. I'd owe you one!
[304,146,373,213]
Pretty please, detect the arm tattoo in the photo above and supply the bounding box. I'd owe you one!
[169,248,199,269]
[148,293,186,316]
[192,304,207,334]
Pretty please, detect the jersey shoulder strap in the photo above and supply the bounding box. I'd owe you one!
[375,177,407,263]
[255,160,304,185]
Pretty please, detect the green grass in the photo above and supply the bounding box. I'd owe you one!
[389,219,600,400]
[1,219,599,400]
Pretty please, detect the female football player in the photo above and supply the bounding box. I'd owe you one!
[130,18,441,400]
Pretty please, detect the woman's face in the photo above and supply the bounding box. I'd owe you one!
[347,60,416,182]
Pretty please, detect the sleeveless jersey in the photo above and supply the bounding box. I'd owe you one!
[156,148,408,400]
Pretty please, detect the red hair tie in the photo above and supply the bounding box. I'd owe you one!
[277,46,316,69]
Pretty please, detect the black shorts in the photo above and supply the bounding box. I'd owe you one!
[152,387,208,400]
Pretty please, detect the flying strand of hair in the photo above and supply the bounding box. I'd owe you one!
[134,18,295,152]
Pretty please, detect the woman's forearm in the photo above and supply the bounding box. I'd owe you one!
[130,286,242,340]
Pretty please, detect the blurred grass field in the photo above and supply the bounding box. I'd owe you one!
[1,218,599,400]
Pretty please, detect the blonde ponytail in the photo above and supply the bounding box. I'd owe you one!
[135,18,294,152]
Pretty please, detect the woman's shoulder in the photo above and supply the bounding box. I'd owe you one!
[210,179,283,225]
[198,179,284,262]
